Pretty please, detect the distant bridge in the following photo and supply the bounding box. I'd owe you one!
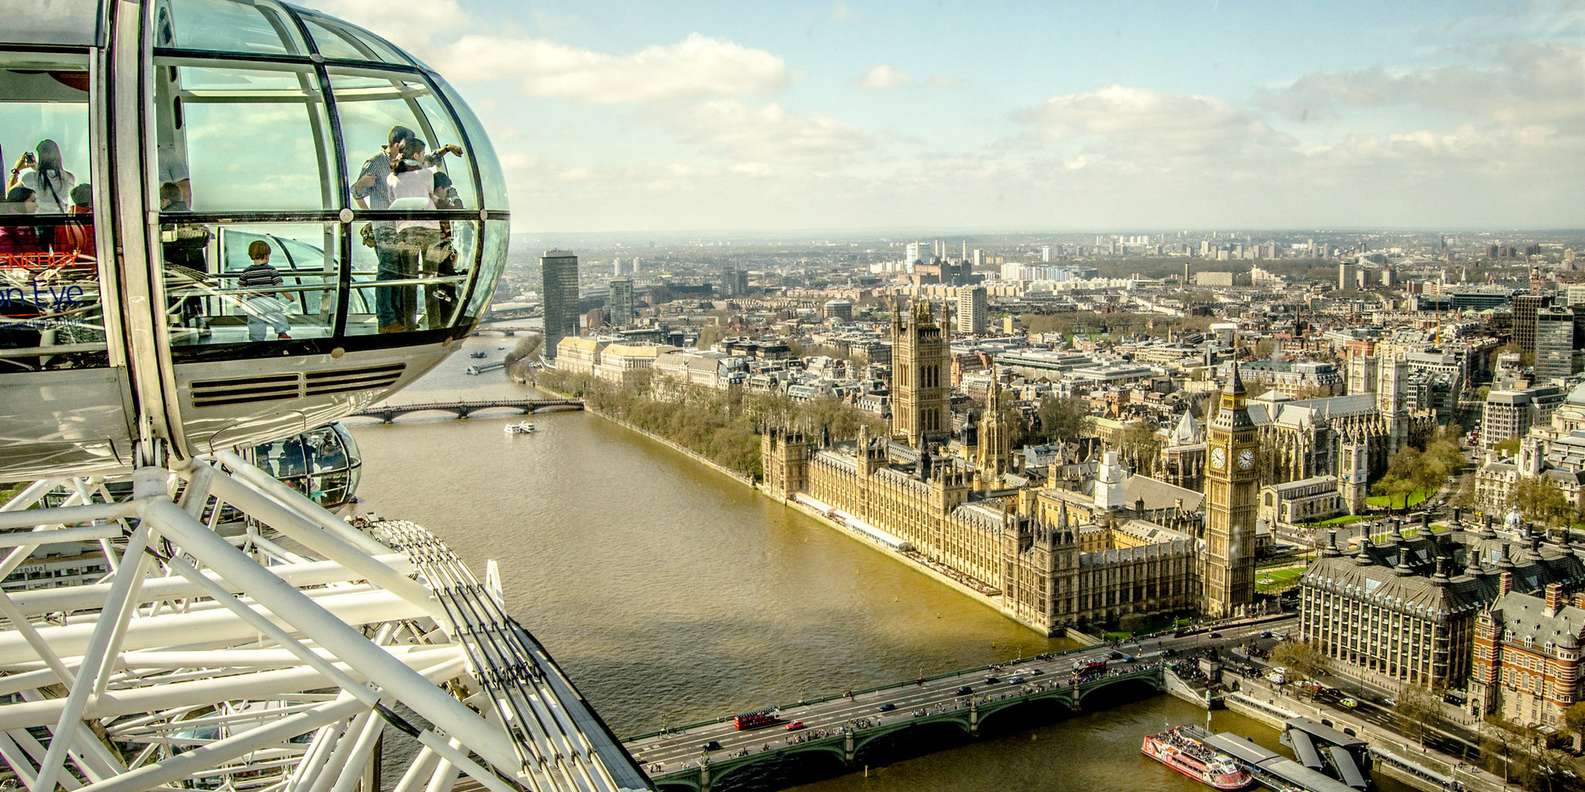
[632,664,1166,791]
[351,398,583,423]
[472,325,536,337]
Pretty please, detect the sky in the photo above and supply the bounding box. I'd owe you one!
[305,0,1585,233]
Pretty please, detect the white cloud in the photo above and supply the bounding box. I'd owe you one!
[433,33,788,104]
[679,100,873,164]
[1017,84,1295,176]
[859,64,911,90]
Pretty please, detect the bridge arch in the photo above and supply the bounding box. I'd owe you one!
[653,778,700,792]
[850,716,973,758]
[975,690,1078,733]
[1074,673,1164,707]
[707,741,848,789]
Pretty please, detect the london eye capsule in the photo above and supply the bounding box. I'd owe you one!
[0,0,510,481]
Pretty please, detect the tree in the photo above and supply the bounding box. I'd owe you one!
[695,325,729,350]
[1036,395,1089,443]
[1495,436,1522,457]
[1268,641,1329,691]
[1451,475,1478,512]
[1482,718,1519,785]
[1512,476,1574,528]
[1373,447,1425,510]
[1118,420,1162,476]
[1394,685,1441,749]
[1563,701,1585,752]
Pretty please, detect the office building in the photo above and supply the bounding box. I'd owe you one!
[606,278,634,327]
[541,250,579,360]
[1534,307,1575,382]
[1338,261,1358,290]
[1513,294,1549,359]
[956,286,987,336]
[1302,521,1585,691]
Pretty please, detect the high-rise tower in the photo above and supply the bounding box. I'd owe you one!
[891,299,951,449]
[540,250,580,359]
[1203,360,1259,618]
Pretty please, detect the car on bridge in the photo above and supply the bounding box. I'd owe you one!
[877,703,897,712]
[956,686,974,696]
[1008,675,1025,685]
[983,675,1000,684]
[784,721,805,731]
[701,740,721,751]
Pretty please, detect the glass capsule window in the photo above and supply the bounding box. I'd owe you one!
[154,0,307,57]
[252,422,363,508]
[154,59,337,212]
[0,52,107,370]
[331,69,477,210]
[161,222,343,345]
[142,0,510,360]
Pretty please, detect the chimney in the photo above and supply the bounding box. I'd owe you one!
[1499,571,1513,595]
[1547,583,1565,615]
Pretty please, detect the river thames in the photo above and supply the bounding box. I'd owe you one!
[351,331,1406,791]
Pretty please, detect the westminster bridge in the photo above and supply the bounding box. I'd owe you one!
[351,398,584,423]
[625,616,1291,791]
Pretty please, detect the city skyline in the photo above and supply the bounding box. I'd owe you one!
[307,0,1584,233]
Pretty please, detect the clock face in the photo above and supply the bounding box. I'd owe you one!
[1238,448,1255,470]
[1211,447,1227,470]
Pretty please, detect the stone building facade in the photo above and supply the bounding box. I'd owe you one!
[759,298,1253,635]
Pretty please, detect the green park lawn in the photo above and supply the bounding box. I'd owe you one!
[1314,513,1366,527]
[1256,565,1307,593]
[1366,486,1433,509]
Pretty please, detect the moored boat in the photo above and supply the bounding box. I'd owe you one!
[1141,725,1253,791]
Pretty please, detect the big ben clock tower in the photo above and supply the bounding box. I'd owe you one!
[1203,359,1259,618]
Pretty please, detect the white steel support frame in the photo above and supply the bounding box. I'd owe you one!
[0,455,651,792]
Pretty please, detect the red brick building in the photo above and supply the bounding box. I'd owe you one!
[1470,580,1585,731]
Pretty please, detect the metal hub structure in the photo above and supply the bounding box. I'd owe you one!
[0,453,651,792]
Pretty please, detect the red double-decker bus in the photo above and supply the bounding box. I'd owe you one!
[732,711,779,731]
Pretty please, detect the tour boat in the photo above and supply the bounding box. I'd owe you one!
[1141,726,1253,791]
[504,422,537,435]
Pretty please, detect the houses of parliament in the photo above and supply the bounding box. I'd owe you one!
[760,299,1265,634]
